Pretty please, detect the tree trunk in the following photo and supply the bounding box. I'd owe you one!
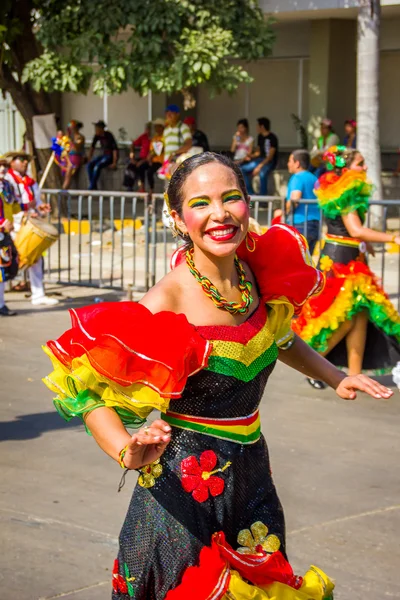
[0,0,63,195]
[357,0,382,228]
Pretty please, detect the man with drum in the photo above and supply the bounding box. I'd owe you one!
[5,151,59,307]
[0,156,20,316]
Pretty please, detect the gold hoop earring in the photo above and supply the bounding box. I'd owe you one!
[245,232,256,252]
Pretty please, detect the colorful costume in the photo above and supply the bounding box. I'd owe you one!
[293,170,400,372]
[43,225,333,600]
[0,179,19,282]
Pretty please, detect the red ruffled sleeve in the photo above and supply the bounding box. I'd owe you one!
[43,302,211,429]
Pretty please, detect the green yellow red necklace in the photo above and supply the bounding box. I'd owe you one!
[185,247,253,315]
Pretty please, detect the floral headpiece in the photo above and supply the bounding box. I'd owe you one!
[323,145,348,171]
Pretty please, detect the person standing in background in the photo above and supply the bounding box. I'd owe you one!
[123,123,152,192]
[162,104,192,227]
[310,118,340,176]
[5,151,58,306]
[63,120,86,190]
[138,119,165,193]
[87,120,118,190]
[343,119,357,149]
[0,156,20,316]
[183,117,209,152]
[163,105,192,161]
[286,150,320,254]
[240,117,279,195]
[231,118,253,164]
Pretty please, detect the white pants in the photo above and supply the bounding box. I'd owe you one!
[0,281,4,308]
[28,259,45,301]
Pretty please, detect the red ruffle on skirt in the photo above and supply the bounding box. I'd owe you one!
[295,260,382,326]
[165,532,301,600]
[46,302,211,396]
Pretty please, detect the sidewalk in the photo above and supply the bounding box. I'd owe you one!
[0,287,399,599]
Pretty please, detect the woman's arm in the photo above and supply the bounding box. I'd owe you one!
[278,335,392,399]
[342,212,400,244]
[230,135,237,153]
[84,407,171,469]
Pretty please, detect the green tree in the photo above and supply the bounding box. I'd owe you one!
[1,0,274,185]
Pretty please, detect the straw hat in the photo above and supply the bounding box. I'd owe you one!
[0,155,10,166]
[153,118,165,127]
[4,150,32,162]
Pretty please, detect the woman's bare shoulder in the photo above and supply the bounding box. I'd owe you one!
[139,264,188,314]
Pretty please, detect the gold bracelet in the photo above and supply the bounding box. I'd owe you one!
[391,234,397,243]
[118,444,129,469]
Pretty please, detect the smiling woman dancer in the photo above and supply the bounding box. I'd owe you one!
[43,153,392,600]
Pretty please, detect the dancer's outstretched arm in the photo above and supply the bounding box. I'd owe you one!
[278,334,393,400]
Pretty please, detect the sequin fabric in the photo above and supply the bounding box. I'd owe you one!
[113,303,286,599]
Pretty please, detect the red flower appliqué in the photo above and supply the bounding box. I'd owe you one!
[180,450,232,503]
[112,559,128,594]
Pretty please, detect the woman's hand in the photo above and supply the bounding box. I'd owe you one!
[394,235,400,245]
[121,419,171,470]
[336,375,393,400]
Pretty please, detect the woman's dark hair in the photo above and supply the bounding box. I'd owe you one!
[237,118,249,131]
[167,152,249,221]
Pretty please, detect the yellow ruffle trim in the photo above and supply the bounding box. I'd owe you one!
[42,346,170,420]
[223,566,334,599]
[296,271,400,346]
[267,298,295,349]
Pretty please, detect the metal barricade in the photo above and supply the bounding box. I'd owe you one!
[41,189,400,308]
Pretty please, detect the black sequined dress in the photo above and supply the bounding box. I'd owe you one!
[43,225,333,600]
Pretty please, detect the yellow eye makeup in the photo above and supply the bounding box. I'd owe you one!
[188,197,211,208]
[222,190,243,202]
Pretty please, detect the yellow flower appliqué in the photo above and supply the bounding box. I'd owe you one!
[319,255,334,273]
[237,521,281,555]
[138,459,163,488]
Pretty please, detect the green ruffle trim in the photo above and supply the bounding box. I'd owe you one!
[318,182,371,220]
[308,291,400,353]
[53,389,146,434]
[205,342,278,382]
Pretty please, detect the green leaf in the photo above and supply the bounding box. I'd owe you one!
[202,63,211,78]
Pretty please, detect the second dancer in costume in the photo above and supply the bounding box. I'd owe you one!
[294,145,400,386]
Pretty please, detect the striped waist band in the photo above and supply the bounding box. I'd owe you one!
[161,410,261,445]
[324,234,363,249]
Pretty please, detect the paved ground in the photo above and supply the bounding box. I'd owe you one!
[1,284,400,599]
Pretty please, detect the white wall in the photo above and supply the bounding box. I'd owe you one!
[272,21,310,57]
[197,83,247,149]
[61,86,103,142]
[107,89,149,141]
[62,86,151,143]
[197,59,308,150]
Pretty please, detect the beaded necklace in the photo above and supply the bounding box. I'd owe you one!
[185,248,253,315]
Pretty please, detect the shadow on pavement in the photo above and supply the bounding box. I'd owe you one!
[0,411,82,441]
[7,292,125,316]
